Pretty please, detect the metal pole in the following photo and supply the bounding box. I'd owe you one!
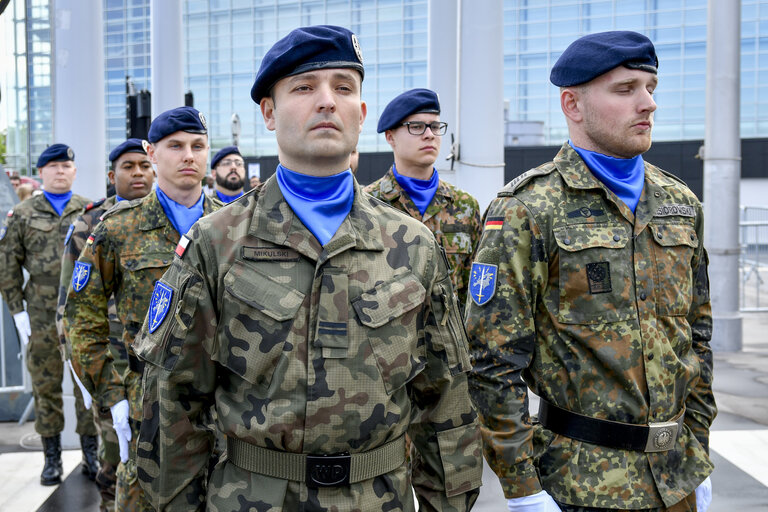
[703,1,742,351]
[151,0,184,117]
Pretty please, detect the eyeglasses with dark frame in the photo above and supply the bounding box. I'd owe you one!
[400,121,448,136]
[219,159,245,168]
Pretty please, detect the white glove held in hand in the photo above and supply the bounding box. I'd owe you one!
[507,490,562,512]
[696,476,712,512]
[13,311,31,346]
[110,399,132,463]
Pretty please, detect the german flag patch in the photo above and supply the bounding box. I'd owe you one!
[485,217,504,230]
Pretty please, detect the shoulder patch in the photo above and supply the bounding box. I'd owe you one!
[499,163,556,197]
[6,210,13,217]
[148,281,174,333]
[484,216,504,231]
[469,262,498,306]
[72,261,92,292]
[0,226,6,240]
[100,197,141,220]
[175,235,190,258]
[64,224,75,246]
[85,198,107,211]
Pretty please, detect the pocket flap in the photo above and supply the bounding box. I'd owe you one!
[554,224,629,252]
[352,272,426,328]
[29,217,54,231]
[123,253,172,271]
[650,223,698,248]
[224,259,304,321]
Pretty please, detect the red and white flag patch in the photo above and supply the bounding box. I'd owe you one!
[175,235,190,258]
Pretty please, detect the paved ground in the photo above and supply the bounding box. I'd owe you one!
[1,313,767,511]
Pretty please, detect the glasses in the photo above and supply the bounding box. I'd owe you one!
[401,121,448,136]
[220,159,245,168]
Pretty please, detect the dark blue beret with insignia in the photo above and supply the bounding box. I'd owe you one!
[109,138,147,164]
[550,31,658,87]
[211,146,241,169]
[377,88,441,133]
[250,25,365,105]
[37,143,74,168]
[148,106,208,143]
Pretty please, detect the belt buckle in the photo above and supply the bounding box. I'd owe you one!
[306,452,351,488]
[644,420,680,452]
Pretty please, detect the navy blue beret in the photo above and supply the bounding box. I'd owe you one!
[211,146,241,169]
[37,143,74,168]
[250,25,364,104]
[377,88,441,133]
[550,31,658,87]
[147,106,208,143]
[109,138,147,163]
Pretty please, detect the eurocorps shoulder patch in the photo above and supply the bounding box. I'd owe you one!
[148,281,174,333]
[64,224,75,246]
[0,226,6,241]
[470,262,498,306]
[72,261,92,292]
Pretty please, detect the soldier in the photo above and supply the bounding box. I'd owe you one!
[65,108,221,511]
[135,25,483,511]
[365,89,481,308]
[57,138,154,511]
[0,143,97,485]
[209,145,246,202]
[465,32,715,512]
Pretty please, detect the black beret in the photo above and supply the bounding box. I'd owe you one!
[109,138,147,163]
[377,88,441,133]
[37,144,74,168]
[148,106,207,143]
[550,31,658,87]
[211,146,241,169]
[250,25,364,104]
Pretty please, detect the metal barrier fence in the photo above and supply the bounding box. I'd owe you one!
[740,206,768,312]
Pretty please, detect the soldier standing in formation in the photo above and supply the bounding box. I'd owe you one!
[134,25,482,511]
[209,145,247,203]
[466,31,715,511]
[57,138,155,510]
[65,107,221,511]
[365,88,482,308]
[0,144,98,485]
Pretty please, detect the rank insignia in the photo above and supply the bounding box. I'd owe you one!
[64,224,75,246]
[470,262,498,306]
[484,217,504,231]
[0,226,6,241]
[175,235,190,258]
[586,261,611,294]
[72,261,92,292]
[148,281,174,333]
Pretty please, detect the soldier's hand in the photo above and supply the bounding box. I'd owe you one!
[507,490,562,511]
[12,311,31,347]
[110,399,132,463]
[696,476,712,512]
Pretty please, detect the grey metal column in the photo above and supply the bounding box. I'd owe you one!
[703,1,742,351]
[151,0,184,117]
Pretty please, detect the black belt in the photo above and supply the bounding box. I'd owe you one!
[128,353,145,374]
[538,399,685,453]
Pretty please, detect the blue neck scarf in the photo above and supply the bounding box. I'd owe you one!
[276,164,354,246]
[570,141,645,213]
[216,190,244,203]
[43,191,73,216]
[116,195,126,202]
[392,164,439,216]
[155,188,205,236]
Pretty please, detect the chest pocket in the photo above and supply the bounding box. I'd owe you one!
[27,216,56,252]
[351,272,426,395]
[650,223,698,316]
[441,231,473,255]
[554,224,633,325]
[217,259,304,390]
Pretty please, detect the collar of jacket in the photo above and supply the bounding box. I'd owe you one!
[379,166,454,204]
[138,189,217,232]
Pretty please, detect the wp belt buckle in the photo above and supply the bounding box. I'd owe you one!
[306,452,351,488]
[644,419,681,452]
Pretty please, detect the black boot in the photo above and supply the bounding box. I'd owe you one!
[80,434,99,481]
[41,435,63,486]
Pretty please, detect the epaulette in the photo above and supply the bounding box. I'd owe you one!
[84,197,107,212]
[99,196,143,220]
[498,162,556,197]
[653,165,690,188]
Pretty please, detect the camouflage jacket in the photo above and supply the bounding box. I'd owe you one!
[465,144,716,509]
[134,176,483,511]
[64,190,221,420]
[364,167,482,307]
[0,193,90,315]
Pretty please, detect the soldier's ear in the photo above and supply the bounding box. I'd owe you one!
[146,143,158,164]
[260,97,277,132]
[561,87,583,123]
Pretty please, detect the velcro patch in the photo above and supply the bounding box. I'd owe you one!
[586,261,611,294]
[86,234,95,246]
[470,262,498,306]
[148,281,174,333]
[654,204,695,218]
[242,246,300,262]
[72,261,92,292]
[175,235,190,258]
[484,217,504,231]
[0,226,6,241]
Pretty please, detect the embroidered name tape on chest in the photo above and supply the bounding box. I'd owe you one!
[242,247,300,262]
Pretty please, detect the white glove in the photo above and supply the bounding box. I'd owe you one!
[13,311,31,347]
[507,490,562,512]
[695,476,712,512]
[66,360,93,410]
[110,399,132,463]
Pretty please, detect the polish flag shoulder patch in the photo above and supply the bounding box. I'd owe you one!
[175,235,190,258]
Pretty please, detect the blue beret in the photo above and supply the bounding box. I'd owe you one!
[147,106,208,143]
[251,25,364,104]
[37,144,74,168]
[377,88,441,133]
[109,138,147,163]
[550,31,658,87]
[211,146,241,169]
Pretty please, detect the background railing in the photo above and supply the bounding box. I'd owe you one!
[740,206,768,312]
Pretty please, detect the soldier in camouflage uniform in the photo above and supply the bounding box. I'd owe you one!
[0,143,97,486]
[365,89,481,308]
[465,32,715,512]
[57,138,155,511]
[134,25,483,511]
[65,108,221,512]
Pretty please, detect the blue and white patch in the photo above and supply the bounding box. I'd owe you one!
[72,261,92,292]
[470,262,498,306]
[0,226,6,241]
[64,224,75,246]
[148,281,174,333]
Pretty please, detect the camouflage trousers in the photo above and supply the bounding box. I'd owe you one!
[556,491,697,512]
[27,307,96,437]
[95,405,119,512]
[115,420,153,512]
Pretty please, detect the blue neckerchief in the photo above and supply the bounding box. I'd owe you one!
[392,164,439,216]
[116,195,125,202]
[275,164,354,246]
[216,190,243,203]
[569,140,645,213]
[43,191,73,216]
[155,188,205,236]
